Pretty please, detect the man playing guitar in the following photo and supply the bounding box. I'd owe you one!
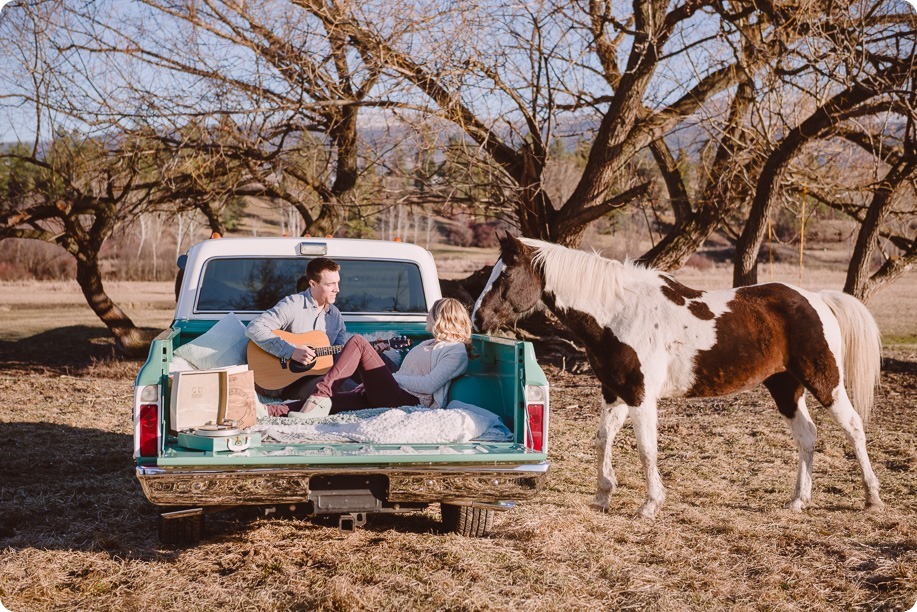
[245,257,351,400]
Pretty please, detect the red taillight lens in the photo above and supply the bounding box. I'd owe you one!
[139,404,159,456]
[526,403,544,452]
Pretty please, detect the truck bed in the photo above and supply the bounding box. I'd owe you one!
[139,325,544,465]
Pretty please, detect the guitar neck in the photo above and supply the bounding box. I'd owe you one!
[315,344,345,358]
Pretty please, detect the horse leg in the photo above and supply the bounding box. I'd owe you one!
[780,401,819,512]
[629,400,665,519]
[825,388,884,511]
[765,373,816,512]
[784,402,817,512]
[591,401,628,512]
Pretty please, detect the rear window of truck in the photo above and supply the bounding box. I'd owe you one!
[195,257,428,313]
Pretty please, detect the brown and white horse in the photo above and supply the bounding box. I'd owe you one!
[473,234,884,518]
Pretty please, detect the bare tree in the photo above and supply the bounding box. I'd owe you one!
[732,2,916,291]
[844,153,917,301]
[799,119,917,301]
[0,2,168,354]
[291,1,835,251]
[3,0,915,312]
[292,0,915,299]
[59,0,395,236]
[0,135,161,355]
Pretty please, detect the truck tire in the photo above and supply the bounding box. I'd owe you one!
[158,513,203,547]
[440,503,495,537]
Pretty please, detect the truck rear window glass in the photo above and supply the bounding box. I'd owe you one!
[196,257,428,313]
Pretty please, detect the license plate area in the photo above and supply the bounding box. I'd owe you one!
[308,474,389,513]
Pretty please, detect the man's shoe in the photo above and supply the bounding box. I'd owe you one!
[289,395,332,420]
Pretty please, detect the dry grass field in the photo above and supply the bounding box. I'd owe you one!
[0,265,915,611]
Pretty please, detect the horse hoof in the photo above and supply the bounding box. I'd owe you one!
[592,490,613,509]
[784,499,806,512]
[865,499,885,513]
[589,502,610,514]
[638,503,659,520]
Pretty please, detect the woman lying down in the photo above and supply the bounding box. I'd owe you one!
[267,297,471,419]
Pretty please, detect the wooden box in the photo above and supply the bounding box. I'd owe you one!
[169,365,257,434]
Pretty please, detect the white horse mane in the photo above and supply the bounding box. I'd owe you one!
[518,237,650,305]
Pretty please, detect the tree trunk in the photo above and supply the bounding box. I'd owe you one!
[554,183,651,248]
[197,201,226,236]
[300,105,360,237]
[516,188,559,243]
[641,79,756,271]
[648,140,692,225]
[845,156,917,300]
[734,79,892,287]
[639,215,715,270]
[330,105,359,198]
[859,251,916,304]
[75,254,149,357]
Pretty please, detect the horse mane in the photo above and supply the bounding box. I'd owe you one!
[518,238,650,306]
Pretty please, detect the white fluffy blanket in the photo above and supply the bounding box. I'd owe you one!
[250,400,512,445]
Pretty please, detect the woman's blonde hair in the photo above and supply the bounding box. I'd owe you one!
[430,298,472,343]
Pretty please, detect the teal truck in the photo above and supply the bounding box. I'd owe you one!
[133,237,550,544]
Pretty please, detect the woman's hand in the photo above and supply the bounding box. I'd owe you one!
[267,404,291,417]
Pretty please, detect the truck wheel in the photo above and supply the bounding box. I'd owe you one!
[158,513,203,547]
[440,503,495,537]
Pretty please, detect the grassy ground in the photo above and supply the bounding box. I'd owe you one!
[0,270,915,611]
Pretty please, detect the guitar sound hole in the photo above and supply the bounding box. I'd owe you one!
[289,360,316,373]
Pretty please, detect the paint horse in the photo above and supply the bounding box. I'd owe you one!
[472,234,884,519]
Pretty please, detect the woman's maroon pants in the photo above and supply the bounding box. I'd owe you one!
[313,335,419,413]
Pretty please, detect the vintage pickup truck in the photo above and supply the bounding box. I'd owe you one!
[133,236,550,544]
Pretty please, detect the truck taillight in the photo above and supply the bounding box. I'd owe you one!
[526,404,544,451]
[139,404,159,457]
[524,384,548,452]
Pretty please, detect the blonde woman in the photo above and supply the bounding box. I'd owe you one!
[288,298,471,418]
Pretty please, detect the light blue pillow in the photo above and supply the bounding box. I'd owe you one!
[173,312,249,370]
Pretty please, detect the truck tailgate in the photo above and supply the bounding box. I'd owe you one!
[154,440,541,466]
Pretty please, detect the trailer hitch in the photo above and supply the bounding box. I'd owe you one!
[338,512,367,532]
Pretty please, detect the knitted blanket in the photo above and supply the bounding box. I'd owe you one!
[250,400,512,445]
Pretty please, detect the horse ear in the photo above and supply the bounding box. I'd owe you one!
[497,230,516,254]
[499,233,534,263]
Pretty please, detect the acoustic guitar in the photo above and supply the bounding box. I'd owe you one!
[246,330,411,392]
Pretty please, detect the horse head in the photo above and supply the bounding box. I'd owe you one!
[472,232,544,333]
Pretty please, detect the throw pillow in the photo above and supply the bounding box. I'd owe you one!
[168,356,197,373]
[173,312,249,370]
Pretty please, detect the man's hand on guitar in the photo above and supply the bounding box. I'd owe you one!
[291,345,317,365]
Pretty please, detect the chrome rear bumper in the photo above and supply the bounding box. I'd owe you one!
[137,463,550,507]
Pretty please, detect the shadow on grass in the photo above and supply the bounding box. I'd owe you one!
[0,421,265,557]
[299,508,444,535]
[882,354,917,375]
[0,419,449,559]
[0,325,160,374]
[0,421,167,557]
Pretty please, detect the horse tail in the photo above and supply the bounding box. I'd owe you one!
[819,290,882,423]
